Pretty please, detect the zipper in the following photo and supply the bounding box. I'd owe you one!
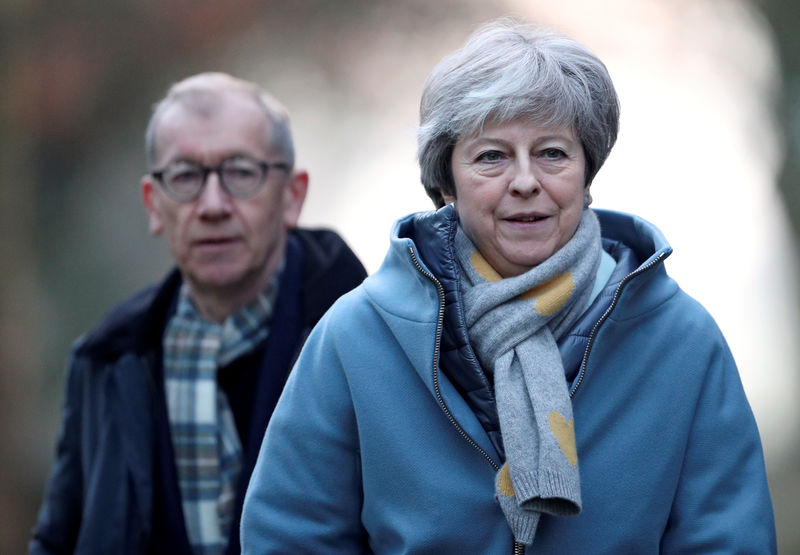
[569,251,668,398]
[408,247,500,472]
[409,246,514,552]
[410,244,666,555]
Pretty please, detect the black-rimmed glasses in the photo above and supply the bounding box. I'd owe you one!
[151,156,291,202]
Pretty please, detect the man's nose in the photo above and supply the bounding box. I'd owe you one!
[196,171,233,217]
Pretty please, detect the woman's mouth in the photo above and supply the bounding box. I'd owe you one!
[505,214,549,223]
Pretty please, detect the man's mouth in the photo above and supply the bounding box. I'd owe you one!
[194,236,238,247]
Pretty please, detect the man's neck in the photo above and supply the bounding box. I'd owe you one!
[183,241,287,323]
[185,274,274,323]
[188,291,245,324]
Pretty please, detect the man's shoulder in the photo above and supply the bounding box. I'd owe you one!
[288,227,367,326]
[75,269,182,360]
[291,227,362,267]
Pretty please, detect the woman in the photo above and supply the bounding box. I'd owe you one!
[241,20,776,553]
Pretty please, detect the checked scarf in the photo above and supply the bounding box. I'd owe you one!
[164,278,278,554]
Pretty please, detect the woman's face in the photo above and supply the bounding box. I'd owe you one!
[449,119,587,278]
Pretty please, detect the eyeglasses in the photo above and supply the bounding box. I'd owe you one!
[151,156,291,202]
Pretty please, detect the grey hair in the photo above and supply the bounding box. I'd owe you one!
[144,72,295,168]
[418,19,620,208]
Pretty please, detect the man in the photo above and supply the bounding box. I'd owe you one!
[31,73,367,554]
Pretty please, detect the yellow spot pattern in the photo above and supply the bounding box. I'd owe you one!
[470,251,502,282]
[548,410,578,466]
[520,273,574,316]
[497,463,515,497]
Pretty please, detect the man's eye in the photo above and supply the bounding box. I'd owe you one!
[225,167,258,178]
[476,150,504,163]
[170,169,202,182]
[222,158,262,178]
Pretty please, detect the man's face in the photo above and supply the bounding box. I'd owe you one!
[142,93,307,302]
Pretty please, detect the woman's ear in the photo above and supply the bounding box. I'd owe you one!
[583,186,593,209]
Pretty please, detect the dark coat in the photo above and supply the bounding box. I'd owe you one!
[30,229,366,555]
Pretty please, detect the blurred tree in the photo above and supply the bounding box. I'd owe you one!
[759,0,800,244]
[754,2,800,550]
[1,3,478,552]
[0,3,277,551]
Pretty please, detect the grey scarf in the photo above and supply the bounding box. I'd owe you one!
[455,209,602,545]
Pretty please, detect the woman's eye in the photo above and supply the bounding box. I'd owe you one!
[476,150,505,163]
[541,148,566,160]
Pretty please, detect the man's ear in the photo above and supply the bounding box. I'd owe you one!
[442,192,456,205]
[283,169,309,228]
[141,176,164,236]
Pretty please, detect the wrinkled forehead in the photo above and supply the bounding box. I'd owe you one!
[158,88,269,130]
[152,91,273,162]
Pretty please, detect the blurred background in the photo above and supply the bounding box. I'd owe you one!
[2,0,799,552]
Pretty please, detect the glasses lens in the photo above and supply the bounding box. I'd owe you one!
[162,163,204,200]
[221,158,266,197]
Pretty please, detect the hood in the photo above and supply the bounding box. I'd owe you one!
[363,204,676,402]
[369,205,675,333]
[592,209,676,320]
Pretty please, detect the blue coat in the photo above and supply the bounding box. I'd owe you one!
[31,229,366,555]
[241,207,776,554]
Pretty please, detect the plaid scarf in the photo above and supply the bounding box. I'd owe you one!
[164,278,278,554]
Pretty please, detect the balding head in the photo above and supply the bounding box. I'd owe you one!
[145,72,295,169]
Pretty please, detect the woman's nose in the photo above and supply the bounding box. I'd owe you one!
[508,161,540,197]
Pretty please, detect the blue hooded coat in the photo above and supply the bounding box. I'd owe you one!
[241,207,775,554]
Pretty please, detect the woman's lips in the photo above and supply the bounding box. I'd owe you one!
[503,213,550,223]
[505,215,548,222]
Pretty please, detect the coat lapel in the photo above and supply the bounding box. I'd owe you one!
[108,353,155,535]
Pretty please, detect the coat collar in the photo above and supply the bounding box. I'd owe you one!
[363,206,675,462]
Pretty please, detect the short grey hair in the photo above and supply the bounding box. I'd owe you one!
[145,72,295,168]
[418,19,620,208]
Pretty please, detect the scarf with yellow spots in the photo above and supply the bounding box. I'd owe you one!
[454,208,601,545]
